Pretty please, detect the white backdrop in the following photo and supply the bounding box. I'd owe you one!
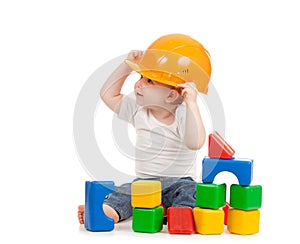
[1,0,299,243]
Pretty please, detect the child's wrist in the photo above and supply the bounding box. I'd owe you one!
[121,61,132,72]
[185,100,198,107]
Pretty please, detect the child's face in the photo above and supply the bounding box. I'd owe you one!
[134,76,174,108]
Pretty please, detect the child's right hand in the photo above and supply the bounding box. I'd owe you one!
[127,50,143,61]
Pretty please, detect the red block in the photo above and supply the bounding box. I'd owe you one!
[223,202,230,225]
[160,204,167,216]
[208,131,235,159]
[167,207,195,234]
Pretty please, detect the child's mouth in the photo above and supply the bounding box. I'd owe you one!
[136,91,143,96]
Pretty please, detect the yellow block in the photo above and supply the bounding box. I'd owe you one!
[131,180,161,208]
[227,209,260,235]
[193,207,224,234]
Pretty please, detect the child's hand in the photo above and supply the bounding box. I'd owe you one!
[177,82,198,105]
[127,50,143,61]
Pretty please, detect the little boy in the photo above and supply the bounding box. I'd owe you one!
[78,35,211,224]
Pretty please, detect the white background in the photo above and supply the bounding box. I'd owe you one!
[1,0,299,243]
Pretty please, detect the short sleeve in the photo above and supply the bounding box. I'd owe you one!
[118,93,138,126]
[175,103,187,139]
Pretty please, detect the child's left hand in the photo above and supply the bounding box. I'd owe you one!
[177,82,198,105]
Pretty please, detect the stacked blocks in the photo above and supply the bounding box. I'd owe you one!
[228,184,262,235]
[82,131,262,236]
[167,207,195,234]
[201,131,262,235]
[131,180,164,233]
[84,181,115,232]
[194,183,225,234]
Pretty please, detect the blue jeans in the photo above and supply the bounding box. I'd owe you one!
[103,177,197,221]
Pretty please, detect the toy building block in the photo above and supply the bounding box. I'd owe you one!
[163,215,168,225]
[160,203,167,216]
[167,207,195,234]
[84,181,115,232]
[195,183,226,209]
[131,180,161,208]
[222,202,230,225]
[227,209,260,235]
[230,184,262,210]
[193,207,224,235]
[160,204,168,225]
[208,131,235,159]
[202,157,253,186]
[132,206,164,233]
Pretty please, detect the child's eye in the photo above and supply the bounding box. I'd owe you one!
[147,79,154,84]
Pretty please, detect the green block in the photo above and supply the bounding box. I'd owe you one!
[132,206,164,233]
[230,184,262,210]
[196,183,226,209]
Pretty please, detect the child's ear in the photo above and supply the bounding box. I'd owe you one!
[166,89,179,103]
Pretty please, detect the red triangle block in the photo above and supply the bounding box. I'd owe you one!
[208,131,235,159]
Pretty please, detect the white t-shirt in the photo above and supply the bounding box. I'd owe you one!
[118,94,198,180]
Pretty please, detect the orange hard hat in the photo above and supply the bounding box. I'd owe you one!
[125,34,212,94]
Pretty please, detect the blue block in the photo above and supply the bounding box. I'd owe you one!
[202,157,253,186]
[84,181,115,231]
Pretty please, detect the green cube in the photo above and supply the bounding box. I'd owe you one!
[196,183,226,209]
[132,206,164,233]
[230,184,262,210]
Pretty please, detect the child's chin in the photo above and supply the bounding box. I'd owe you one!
[136,101,145,107]
[135,96,143,106]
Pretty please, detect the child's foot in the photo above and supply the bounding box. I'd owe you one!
[103,204,120,223]
[77,204,120,224]
[78,205,84,224]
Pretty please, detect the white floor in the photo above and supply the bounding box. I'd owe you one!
[75,213,276,244]
[77,218,259,243]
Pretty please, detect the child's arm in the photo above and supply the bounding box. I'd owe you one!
[100,50,143,113]
[177,82,206,150]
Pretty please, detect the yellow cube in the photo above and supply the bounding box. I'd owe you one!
[193,207,224,234]
[131,180,161,208]
[227,209,260,235]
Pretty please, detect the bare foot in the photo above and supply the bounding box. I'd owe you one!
[77,204,120,224]
[78,205,84,224]
[103,204,120,223]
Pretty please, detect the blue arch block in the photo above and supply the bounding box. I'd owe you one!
[202,157,253,186]
[84,181,115,231]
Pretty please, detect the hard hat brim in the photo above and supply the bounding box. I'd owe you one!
[125,59,184,87]
[125,58,209,94]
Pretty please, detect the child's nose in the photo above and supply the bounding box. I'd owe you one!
[135,77,147,88]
